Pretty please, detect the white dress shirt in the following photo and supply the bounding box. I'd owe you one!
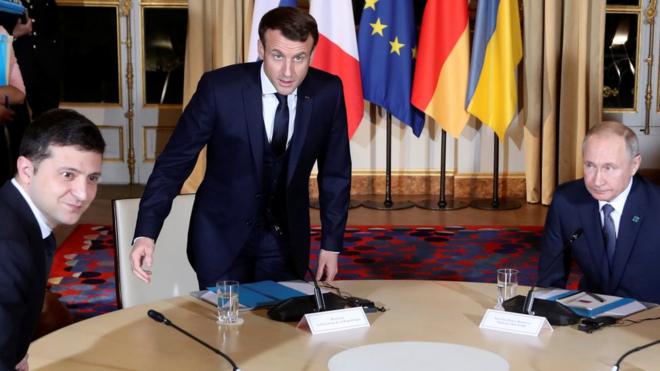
[598,178,633,237]
[260,66,296,147]
[11,178,52,239]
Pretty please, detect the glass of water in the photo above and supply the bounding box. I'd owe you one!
[216,280,242,325]
[495,268,519,310]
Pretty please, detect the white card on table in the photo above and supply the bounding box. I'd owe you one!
[479,309,553,337]
[297,307,370,335]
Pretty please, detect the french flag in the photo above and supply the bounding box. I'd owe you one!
[309,0,364,138]
[247,0,298,62]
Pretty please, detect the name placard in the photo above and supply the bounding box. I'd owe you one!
[297,307,370,334]
[479,309,553,337]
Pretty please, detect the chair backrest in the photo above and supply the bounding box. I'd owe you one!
[112,194,198,308]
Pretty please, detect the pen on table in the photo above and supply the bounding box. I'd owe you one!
[585,291,605,303]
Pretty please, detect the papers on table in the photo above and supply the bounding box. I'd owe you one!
[534,288,647,318]
[194,280,308,310]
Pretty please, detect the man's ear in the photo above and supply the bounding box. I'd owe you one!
[15,156,34,185]
[631,154,641,175]
[258,39,265,59]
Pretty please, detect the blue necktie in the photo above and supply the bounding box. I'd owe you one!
[271,93,289,156]
[602,204,616,266]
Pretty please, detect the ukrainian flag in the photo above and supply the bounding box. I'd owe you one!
[466,0,523,140]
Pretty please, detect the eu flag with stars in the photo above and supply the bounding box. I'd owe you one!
[358,0,425,136]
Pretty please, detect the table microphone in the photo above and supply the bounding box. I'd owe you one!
[147,309,240,371]
[308,266,326,312]
[522,228,583,315]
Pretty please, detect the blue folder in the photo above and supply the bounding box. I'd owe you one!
[0,1,25,15]
[207,280,307,308]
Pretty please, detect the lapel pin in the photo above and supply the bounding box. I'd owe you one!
[632,216,640,223]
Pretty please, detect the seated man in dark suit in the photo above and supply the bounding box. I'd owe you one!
[0,109,105,371]
[538,121,660,304]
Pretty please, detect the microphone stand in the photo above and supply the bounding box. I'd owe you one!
[470,131,522,210]
[503,229,584,324]
[415,129,469,210]
[362,111,414,210]
[148,310,240,371]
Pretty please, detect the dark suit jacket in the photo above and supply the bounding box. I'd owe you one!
[539,175,660,303]
[0,182,48,369]
[134,62,351,286]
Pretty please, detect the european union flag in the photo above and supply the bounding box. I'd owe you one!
[358,0,425,136]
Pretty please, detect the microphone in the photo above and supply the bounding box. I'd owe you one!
[522,228,583,315]
[147,310,240,371]
[308,266,326,312]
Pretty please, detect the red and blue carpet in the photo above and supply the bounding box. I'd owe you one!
[49,224,578,321]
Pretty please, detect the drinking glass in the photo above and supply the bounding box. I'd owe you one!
[216,280,241,325]
[495,268,519,310]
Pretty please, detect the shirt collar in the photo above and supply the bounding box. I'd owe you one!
[598,177,633,213]
[260,64,298,97]
[11,178,53,239]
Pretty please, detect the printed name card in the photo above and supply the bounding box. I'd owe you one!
[297,307,370,335]
[479,309,553,337]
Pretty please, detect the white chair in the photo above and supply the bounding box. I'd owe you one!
[113,194,199,308]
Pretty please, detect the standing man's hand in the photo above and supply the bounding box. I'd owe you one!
[12,17,32,38]
[130,237,155,283]
[316,250,339,282]
[15,353,28,371]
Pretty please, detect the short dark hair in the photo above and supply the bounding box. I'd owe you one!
[258,7,318,49]
[19,109,106,167]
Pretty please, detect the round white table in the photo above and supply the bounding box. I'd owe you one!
[29,280,660,370]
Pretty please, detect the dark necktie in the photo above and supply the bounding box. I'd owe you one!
[271,93,289,156]
[602,204,616,266]
[44,232,57,274]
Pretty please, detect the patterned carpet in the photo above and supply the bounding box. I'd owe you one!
[49,224,578,321]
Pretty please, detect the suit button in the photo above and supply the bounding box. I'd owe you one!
[245,219,254,226]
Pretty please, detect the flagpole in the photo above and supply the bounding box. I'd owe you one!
[415,129,469,210]
[470,131,522,210]
[363,112,414,210]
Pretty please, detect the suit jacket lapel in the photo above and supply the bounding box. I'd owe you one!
[0,182,47,281]
[243,64,265,186]
[609,178,646,293]
[578,197,610,290]
[286,81,313,186]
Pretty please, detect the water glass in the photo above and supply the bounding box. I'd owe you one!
[216,280,241,325]
[496,268,519,310]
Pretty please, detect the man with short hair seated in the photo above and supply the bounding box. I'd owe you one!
[538,121,660,304]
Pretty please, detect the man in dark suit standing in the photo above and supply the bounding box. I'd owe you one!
[130,7,351,288]
[539,121,660,304]
[0,109,104,371]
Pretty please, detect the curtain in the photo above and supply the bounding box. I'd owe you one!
[180,0,252,193]
[522,0,605,205]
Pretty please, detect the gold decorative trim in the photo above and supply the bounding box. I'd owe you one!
[97,125,124,162]
[120,0,136,183]
[57,0,119,5]
[140,0,187,6]
[606,4,642,12]
[643,0,657,132]
[603,10,643,113]
[142,125,176,162]
[140,3,187,108]
[58,102,123,109]
[321,170,525,178]
[58,2,123,107]
[307,173,526,199]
